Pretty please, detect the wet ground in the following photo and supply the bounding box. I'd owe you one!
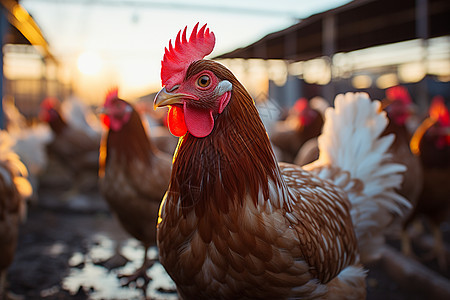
[6,188,450,300]
[8,188,178,300]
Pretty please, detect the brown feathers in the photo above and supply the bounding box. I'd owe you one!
[100,109,157,174]
[99,101,172,247]
[157,60,364,299]
[169,60,283,217]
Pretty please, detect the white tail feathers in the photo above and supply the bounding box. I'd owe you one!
[314,92,410,263]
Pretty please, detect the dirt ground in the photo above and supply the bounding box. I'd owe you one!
[6,187,450,300]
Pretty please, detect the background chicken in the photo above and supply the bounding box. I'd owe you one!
[134,100,178,155]
[3,97,53,201]
[406,95,450,270]
[270,97,325,163]
[98,89,172,286]
[154,24,408,299]
[60,95,103,141]
[0,130,32,299]
[293,96,330,166]
[381,86,423,249]
[39,97,100,197]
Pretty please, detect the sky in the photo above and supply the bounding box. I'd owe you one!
[20,0,351,102]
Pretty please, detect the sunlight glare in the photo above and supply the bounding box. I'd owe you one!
[77,52,102,75]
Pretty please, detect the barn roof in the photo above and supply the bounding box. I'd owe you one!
[216,0,449,61]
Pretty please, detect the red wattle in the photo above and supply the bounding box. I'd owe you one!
[184,103,214,138]
[100,114,111,129]
[167,106,188,137]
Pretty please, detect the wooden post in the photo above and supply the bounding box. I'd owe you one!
[416,0,429,111]
[0,8,6,129]
[322,13,336,102]
[285,30,299,106]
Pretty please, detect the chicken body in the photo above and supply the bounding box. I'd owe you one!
[405,96,450,269]
[158,163,365,299]
[41,98,100,164]
[0,130,31,298]
[383,86,423,211]
[384,121,423,205]
[99,92,172,283]
[271,98,324,163]
[4,98,53,201]
[154,24,407,299]
[0,161,21,299]
[40,98,100,192]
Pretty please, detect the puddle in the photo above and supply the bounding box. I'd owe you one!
[62,234,178,299]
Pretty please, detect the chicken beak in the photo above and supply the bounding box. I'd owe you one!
[153,87,186,110]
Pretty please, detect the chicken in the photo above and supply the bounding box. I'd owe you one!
[2,96,28,132]
[9,124,53,203]
[270,97,324,163]
[0,130,32,299]
[153,24,409,299]
[135,100,178,155]
[3,97,53,201]
[293,97,330,166]
[383,86,423,203]
[98,89,172,285]
[406,95,450,270]
[60,95,103,140]
[39,97,100,194]
[381,86,423,249]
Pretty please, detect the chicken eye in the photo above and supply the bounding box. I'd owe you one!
[197,75,210,88]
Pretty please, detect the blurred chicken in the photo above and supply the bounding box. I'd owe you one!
[0,130,32,299]
[293,96,330,166]
[406,96,450,270]
[135,100,178,155]
[60,95,103,140]
[98,89,172,286]
[2,96,28,132]
[10,125,53,202]
[39,97,100,194]
[271,97,325,162]
[381,86,423,241]
[154,24,408,299]
[3,97,53,201]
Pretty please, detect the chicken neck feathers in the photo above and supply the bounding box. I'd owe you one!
[101,110,156,169]
[169,61,284,217]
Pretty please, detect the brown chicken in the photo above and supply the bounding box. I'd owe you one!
[98,89,172,285]
[0,130,31,299]
[153,24,409,299]
[293,97,330,166]
[134,100,178,155]
[381,86,423,247]
[271,97,324,163]
[406,95,450,270]
[39,97,100,193]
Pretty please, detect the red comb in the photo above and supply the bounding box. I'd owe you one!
[161,23,215,89]
[41,97,60,110]
[104,87,118,106]
[293,98,308,113]
[429,96,450,126]
[386,85,412,105]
